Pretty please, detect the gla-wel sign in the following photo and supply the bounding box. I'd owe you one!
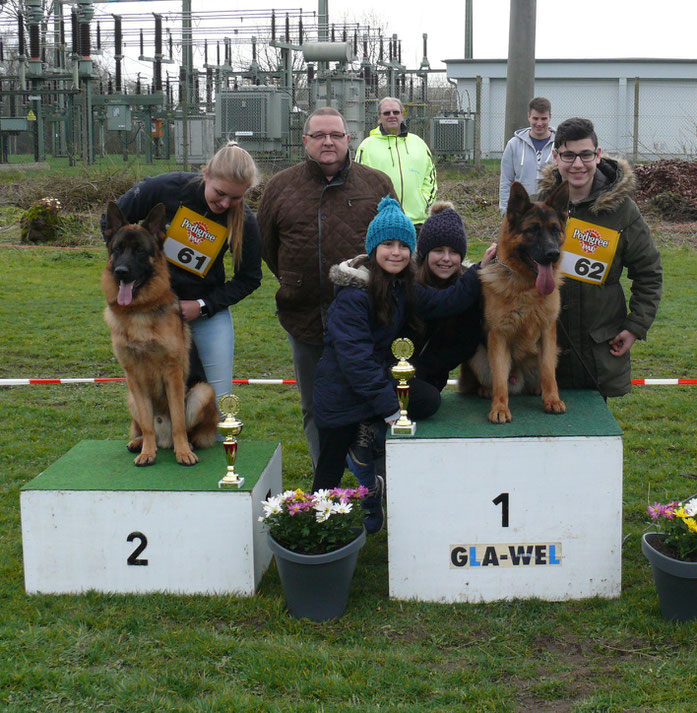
[450,542,562,568]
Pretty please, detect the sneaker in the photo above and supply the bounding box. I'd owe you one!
[348,422,376,467]
[362,475,385,535]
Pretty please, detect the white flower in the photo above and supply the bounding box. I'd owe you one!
[314,489,332,499]
[261,496,283,518]
[332,502,353,515]
[314,497,333,523]
[683,497,697,517]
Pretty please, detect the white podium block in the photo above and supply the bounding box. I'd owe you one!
[387,391,623,603]
[21,440,282,595]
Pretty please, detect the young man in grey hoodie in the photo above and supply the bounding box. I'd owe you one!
[498,97,555,214]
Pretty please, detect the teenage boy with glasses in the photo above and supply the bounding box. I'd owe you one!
[356,96,437,230]
[534,117,662,398]
[257,107,395,469]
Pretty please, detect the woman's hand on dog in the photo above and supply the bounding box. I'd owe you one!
[180,300,202,322]
[481,242,497,268]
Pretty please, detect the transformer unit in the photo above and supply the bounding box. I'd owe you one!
[215,87,291,154]
[175,114,215,165]
[430,114,475,158]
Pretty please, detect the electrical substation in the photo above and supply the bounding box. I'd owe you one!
[0,0,475,166]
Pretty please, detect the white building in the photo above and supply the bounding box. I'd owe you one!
[444,58,697,160]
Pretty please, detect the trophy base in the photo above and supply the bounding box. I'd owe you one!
[391,422,416,436]
[218,475,245,489]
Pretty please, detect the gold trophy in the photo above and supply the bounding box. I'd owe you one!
[390,337,417,436]
[217,394,245,488]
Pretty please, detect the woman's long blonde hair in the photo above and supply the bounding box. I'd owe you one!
[202,141,258,267]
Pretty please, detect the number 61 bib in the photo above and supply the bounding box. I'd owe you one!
[163,206,227,278]
[559,217,620,285]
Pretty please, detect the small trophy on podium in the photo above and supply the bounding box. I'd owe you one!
[390,337,417,436]
[217,394,245,488]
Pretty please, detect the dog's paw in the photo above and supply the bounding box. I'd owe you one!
[134,451,156,466]
[543,398,566,414]
[488,407,512,424]
[176,449,199,466]
[127,437,143,453]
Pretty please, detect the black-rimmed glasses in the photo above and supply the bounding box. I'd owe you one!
[304,132,347,141]
[557,150,598,163]
[381,110,401,116]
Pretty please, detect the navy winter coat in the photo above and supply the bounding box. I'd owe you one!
[313,256,481,428]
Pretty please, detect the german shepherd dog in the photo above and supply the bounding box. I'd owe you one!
[102,201,219,465]
[459,181,569,423]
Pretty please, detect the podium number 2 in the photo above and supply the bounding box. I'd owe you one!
[127,531,149,566]
[493,493,509,527]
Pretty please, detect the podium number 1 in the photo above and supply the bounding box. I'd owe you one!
[493,493,509,527]
[127,531,149,566]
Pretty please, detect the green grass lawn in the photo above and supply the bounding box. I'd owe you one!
[1,176,697,711]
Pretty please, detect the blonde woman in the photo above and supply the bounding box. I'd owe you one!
[103,141,262,402]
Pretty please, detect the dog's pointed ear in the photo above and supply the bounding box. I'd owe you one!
[105,201,127,243]
[547,180,570,221]
[506,182,533,224]
[142,203,167,245]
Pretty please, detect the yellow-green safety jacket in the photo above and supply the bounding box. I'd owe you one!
[355,124,437,226]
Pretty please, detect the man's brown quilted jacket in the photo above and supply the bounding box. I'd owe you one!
[258,156,395,344]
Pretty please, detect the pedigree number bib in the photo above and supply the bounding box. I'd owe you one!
[560,217,620,285]
[163,206,227,277]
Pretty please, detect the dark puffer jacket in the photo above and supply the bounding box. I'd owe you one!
[407,267,484,392]
[536,157,662,396]
[257,156,395,345]
[313,256,482,428]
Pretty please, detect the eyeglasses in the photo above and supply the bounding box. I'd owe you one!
[557,150,598,163]
[381,110,401,116]
[304,132,346,141]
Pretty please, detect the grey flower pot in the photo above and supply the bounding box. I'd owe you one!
[269,528,366,622]
[641,532,697,622]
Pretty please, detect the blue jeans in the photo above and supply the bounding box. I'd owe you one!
[189,308,234,406]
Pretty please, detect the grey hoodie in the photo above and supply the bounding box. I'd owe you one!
[499,126,556,214]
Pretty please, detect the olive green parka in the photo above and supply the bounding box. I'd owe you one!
[536,157,662,397]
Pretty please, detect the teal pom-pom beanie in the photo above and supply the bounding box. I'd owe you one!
[365,196,416,255]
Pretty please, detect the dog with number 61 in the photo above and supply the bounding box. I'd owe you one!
[102,201,219,466]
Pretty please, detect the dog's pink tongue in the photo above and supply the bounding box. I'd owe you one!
[117,281,135,306]
[535,262,555,296]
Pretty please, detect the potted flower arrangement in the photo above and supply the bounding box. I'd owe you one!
[642,495,697,621]
[260,487,368,621]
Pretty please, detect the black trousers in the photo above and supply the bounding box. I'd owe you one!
[312,378,440,491]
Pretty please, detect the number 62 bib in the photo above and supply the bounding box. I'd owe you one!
[560,217,620,285]
[163,206,227,278]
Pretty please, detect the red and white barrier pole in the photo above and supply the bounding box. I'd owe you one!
[1,377,696,386]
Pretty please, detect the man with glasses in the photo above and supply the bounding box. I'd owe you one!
[535,117,662,398]
[258,107,394,468]
[499,97,555,214]
[356,97,437,230]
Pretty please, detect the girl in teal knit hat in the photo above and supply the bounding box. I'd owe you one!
[310,197,496,534]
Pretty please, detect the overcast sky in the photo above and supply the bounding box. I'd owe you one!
[96,0,697,82]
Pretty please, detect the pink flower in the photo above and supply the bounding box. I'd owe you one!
[647,501,680,519]
[287,502,302,516]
